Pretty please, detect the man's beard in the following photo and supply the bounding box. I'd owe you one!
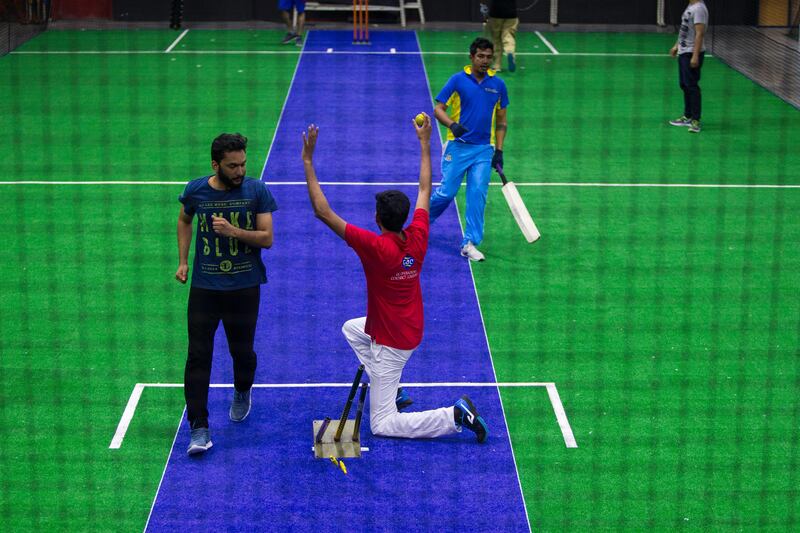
[218,168,242,189]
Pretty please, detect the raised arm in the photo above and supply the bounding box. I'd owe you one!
[302,125,347,239]
[413,113,433,212]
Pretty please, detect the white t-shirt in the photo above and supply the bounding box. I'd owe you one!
[678,1,709,55]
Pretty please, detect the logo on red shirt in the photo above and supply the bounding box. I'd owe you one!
[401,255,415,269]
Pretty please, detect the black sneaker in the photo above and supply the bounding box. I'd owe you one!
[454,395,488,443]
[281,32,297,45]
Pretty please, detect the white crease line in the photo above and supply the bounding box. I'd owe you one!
[164,29,189,53]
[546,383,578,448]
[4,181,798,189]
[259,30,309,181]
[311,446,370,452]
[143,408,185,533]
[109,381,570,451]
[10,50,688,57]
[535,31,560,55]
[139,381,556,388]
[109,383,145,449]
[506,182,800,189]
[415,26,532,531]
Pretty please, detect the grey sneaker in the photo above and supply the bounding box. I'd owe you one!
[688,120,701,133]
[669,115,692,127]
[230,388,252,422]
[460,241,485,262]
[187,427,212,455]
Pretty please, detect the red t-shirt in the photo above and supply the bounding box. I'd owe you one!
[344,209,429,350]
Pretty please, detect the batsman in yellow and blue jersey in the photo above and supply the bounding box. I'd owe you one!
[430,37,509,262]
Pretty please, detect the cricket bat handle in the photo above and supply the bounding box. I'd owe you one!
[497,165,509,186]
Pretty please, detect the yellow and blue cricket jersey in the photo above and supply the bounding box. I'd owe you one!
[435,66,509,145]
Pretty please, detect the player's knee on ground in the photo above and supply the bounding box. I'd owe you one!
[370,413,396,437]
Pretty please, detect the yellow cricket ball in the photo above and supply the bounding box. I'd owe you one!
[415,113,425,126]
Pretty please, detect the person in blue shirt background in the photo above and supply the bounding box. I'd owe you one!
[176,133,278,455]
[430,37,509,262]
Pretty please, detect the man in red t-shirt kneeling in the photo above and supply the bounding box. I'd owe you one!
[301,116,488,443]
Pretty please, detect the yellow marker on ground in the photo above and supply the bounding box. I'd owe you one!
[328,455,348,475]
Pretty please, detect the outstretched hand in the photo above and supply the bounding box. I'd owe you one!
[413,113,432,145]
[302,124,319,163]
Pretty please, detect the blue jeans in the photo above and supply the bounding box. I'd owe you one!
[430,141,494,247]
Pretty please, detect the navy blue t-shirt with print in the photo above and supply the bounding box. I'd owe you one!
[179,176,278,290]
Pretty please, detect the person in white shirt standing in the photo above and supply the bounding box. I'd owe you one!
[669,0,709,134]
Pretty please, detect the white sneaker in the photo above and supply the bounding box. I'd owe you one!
[460,242,485,262]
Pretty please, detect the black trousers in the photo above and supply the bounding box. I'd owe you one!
[678,52,704,120]
[185,285,260,428]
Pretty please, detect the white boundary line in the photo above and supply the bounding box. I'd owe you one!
[416,30,533,533]
[258,30,308,181]
[164,29,189,53]
[136,381,558,388]
[4,181,798,189]
[109,383,145,449]
[143,408,185,533]
[108,381,576,450]
[454,173,538,527]
[535,31,560,55]
[546,384,578,448]
[9,49,676,57]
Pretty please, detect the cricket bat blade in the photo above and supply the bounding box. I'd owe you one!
[501,181,541,243]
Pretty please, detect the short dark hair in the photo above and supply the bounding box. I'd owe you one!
[470,37,494,56]
[375,190,410,232]
[211,133,248,164]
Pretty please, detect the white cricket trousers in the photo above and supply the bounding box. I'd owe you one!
[342,318,458,439]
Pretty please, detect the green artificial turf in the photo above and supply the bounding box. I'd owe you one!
[421,30,800,530]
[1,28,798,531]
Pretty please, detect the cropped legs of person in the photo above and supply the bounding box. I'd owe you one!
[678,52,704,121]
[488,18,518,71]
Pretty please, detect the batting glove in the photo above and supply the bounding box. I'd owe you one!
[491,149,503,171]
[449,122,468,138]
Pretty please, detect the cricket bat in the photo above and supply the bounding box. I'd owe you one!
[497,166,541,243]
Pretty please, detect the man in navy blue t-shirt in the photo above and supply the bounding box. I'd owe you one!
[176,133,278,455]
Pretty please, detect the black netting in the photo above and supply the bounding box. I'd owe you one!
[0,0,49,57]
[708,1,800,109]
